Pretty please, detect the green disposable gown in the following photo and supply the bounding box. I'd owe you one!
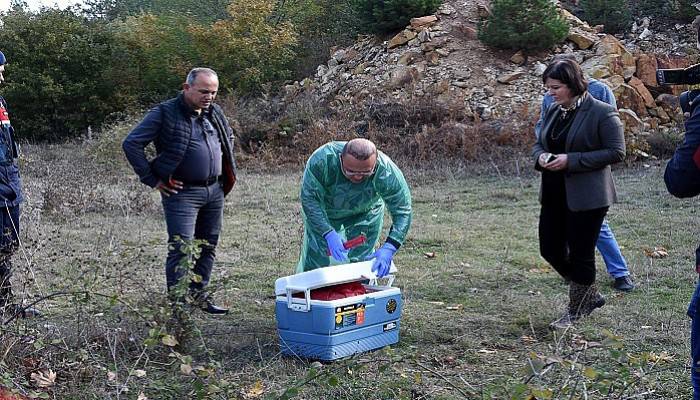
[296,141,412,272]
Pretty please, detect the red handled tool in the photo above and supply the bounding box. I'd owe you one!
[327,234,367,256]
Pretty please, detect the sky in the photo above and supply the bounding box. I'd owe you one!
[0,0,83,11]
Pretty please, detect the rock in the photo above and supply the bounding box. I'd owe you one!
[477,4,491,18]
[435,48,450,57]
[455,24,478,40]
[425,51,440,65]
[639,28,652,40]
[627,76,656,108]
[428,79,450,94]
[510,50,526,65]
[497,71,527,84]
[581,53,634,80]
[532,62,547,76]
[558,8,590,29]
[398,52,422,66]
[628,76,656,108]
[656,93,680,110]
[353,62,369,74]
[568,30,598,49]
[387,67,421,89]
[452,81,470,88]
[316,65,328,78]
[595,35,635,76]
[328,57,339,68]
[408,38,420,47]
[619,108,645,133]
[418,29,432,43]
[454,69,471,80]
[439,4,455,15]
[410,15,438,29]
[601,74,625,91]
[476,104,492,120]
[636,53,659,88]
[614,84,648,117]
[656,106,671,124]
[483,86,495,96]
[388,30,417,49]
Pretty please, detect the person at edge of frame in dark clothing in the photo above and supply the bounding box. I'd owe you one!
[664,16,700,400]
[122,67,237,315]
[0,50,40,320]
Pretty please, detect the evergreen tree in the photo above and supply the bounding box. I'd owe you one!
[478,0,569,50]
[352,0,442,33]
[580,0,632,33]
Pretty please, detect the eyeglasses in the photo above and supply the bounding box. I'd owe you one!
[340,155,376,178]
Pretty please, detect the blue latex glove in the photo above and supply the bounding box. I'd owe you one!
[366,242,397,278]
[324,230,349,262]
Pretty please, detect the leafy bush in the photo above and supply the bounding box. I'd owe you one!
[478,0,569,50]
[189,0,298,93]
[665,0,700,22]
[276,0,360,77]
[111,13,200,103]
[352,0,442,33]
[580,0,632,33]
[0,7,128,141]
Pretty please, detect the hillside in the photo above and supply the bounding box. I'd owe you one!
[269,0,699,162]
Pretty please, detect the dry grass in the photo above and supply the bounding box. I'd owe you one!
[0,141,697,399]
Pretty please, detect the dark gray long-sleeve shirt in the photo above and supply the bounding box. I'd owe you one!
[122,106,222,186]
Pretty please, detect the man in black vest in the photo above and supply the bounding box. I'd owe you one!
[0,50,39,319]
[123,68,237,315]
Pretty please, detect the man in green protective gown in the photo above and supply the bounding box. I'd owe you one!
[297,139,412,276]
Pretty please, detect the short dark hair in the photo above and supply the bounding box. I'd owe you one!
[542,59,588,96]
[342,138,377,161]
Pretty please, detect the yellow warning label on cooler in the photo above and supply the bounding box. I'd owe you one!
[334,303,365,330]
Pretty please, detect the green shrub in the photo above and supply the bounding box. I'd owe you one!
[351,0,442,34]
[665,0,700,22]
[0,7,129,141]
[580,0,632,33]
[478,0,569,50]
[111,13,200,103]
[189,0,298,94]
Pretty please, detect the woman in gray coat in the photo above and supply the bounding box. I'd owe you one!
[533,59,626,329]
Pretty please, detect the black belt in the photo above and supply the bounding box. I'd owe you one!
[177,176,221,187]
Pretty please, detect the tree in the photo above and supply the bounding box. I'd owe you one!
[189,0,298,93]
[580,0,632,33]
[351,0,442,33]
[111,13,200,103]
[81,0,231,22]
[478,0,569,51]
[0,7,128,140]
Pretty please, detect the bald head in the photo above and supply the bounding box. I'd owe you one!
[342,138,377,161]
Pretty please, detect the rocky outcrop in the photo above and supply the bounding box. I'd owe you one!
[278,0,697,159]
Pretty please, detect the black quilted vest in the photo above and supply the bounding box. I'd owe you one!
[151,93,237,194]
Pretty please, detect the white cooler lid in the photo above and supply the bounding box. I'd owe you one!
[274,260,397,296]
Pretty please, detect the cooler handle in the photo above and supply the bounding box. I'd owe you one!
[285,285,311,312]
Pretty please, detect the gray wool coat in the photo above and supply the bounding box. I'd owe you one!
[533,92,626,211]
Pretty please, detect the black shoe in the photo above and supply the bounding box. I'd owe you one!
[613,276,635,292]
[190,291,229,315]
[199,297,229,315]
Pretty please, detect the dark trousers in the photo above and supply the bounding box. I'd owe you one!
[161,183,224,291]
[0,204,20,303]
[538,202,608,285]
[689,281,700,399]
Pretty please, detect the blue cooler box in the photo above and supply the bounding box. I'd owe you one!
[274,261,402,360]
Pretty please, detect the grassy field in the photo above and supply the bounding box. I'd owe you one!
[0,144,699,399]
